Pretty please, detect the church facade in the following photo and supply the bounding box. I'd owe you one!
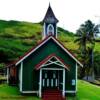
[7,4,83,98]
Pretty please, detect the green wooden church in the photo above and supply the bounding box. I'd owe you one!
[7,4,83,98]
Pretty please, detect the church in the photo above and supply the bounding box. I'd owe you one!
[6,4,83,98]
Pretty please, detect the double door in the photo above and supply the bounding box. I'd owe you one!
[42,70,63,89]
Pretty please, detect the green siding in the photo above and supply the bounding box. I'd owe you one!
[21,39,76,91]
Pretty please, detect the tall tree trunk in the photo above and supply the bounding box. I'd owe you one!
[89,48,95,81]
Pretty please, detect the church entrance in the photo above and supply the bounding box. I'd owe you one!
[42,70,62,89]
[39,68,65,98]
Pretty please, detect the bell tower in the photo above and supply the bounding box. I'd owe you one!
[42,4,59,39]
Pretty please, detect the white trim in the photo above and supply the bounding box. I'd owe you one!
[54,57,69,70]
[63,69,65,97]
[20,62,23,92]
[39,69,42,97]
[42,68,63,70]
[21,91,38,94]
[76,63,78,92]
[56,24,57,38]
[43,23,46,39]
[51,37,83,67]
[65,91,76,93]
[16,36,51,65]
[7,67,9,84]
[41,56,69,70]
[58,70,59,89]
[16,36,83,67]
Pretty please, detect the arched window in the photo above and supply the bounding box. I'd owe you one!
[47,24,54,35]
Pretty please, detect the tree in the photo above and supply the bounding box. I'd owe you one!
[75,20,99,80]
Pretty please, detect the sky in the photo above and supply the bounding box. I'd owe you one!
[0,0,100,33]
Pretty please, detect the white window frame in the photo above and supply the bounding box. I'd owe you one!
[47,24,54,35]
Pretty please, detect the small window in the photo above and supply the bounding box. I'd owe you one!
[47,24,54,35]
[72,79,76,86]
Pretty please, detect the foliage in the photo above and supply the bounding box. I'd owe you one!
[0,20,74,63]
[0,20,42,63]
[0,19,99,77]
[0,63,5,69]
[75,20,100,79]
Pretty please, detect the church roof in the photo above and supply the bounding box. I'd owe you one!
[43,4,59,23]
[10,35,83,67]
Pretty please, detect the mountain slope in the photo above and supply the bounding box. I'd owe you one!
[0,20,99,74]
[0,20,74,62]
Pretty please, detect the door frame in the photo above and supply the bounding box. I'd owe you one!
[39,68,65,97]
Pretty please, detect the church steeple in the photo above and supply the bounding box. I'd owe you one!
[42,4,59,39]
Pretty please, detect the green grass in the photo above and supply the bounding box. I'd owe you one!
[0,84,39,100]
[76,80,100,100]
[0,80,100,100]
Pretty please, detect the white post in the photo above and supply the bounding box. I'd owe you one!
[43,23,46,39]
[76,63,78,92]
[39,69,42,97]
[63,69,65,97]
[56,24,57,38]
[7,67,9,84]
[58,70,59,89]
[20,62,23,92]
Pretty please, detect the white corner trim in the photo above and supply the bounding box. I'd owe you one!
[39,69,42,98]
[20,62,23,92]
[65,91,76,93]
[76,63,78,92]
[16,36,83,67]
[43,23,46,39]
[7,67,9,84]
[63,69,65,97]
[21,91,38,94]
[56,24,57,38]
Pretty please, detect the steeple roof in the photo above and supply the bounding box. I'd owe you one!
[43,4,59,23]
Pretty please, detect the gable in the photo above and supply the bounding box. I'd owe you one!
[15,36,83,67]
[35,53,70,70]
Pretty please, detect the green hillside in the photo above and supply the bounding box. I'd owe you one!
[0,20,100,72]
[0,80,100,100]
[0,20,75,63]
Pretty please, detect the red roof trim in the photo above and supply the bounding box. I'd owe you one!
[54,38,77,60]
[35,53,70,70]
[53,37,83,66]
[14,35,51,65]
[7,35,82,67]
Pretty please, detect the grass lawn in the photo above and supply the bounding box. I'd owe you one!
[76,80,100,100]
[0,80,100,100]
